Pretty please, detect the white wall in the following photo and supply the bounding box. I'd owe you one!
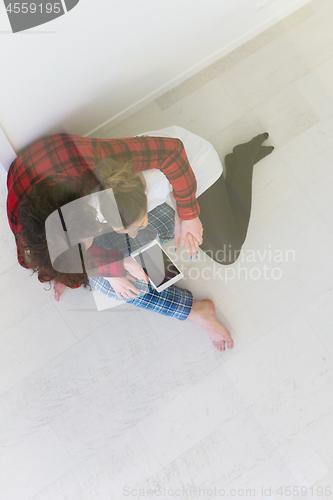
[0,127,16,174]
[0,0,310,153]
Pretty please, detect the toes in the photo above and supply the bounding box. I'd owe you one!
[227,340,234,349]
[212,340,225,352]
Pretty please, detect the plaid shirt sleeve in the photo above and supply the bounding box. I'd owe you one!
[100,135,200,220]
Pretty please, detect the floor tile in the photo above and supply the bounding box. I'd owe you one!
[303,408,333,472]
[136,362,251,466]
[300,289,333,351]
[0,426,75,500]
[311,0,332,13]
[242,193,324,255]
[303,167,333,219]
[276,432,329,487]
[0,264,52,335]
[155,59,225,112]
[287,7,333,70]
[250,83,319,148]
[226,33,311,110]
[278,118,333,189]
[0,302,77,389]
[220,406,278,469]
[157,79,243,141]
[54,283,130,341]
[221,227,333,346]
[250,347,333,447]
[140,306,190,344]
[224,447,317,500]
[98,102,162,139]
[312,471,333,498]
[49,325,242,464]
[223,311,325,402]
[0,311,161,458]
[120,427,246,499]
[218,3,315,72]
[31,429,161,500]
[296,59,333,121]
[216,72,250,116]
[209,112,264,159]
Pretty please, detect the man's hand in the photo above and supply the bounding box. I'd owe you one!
[104,275,143,299]
[53,281,67,302]
[103,257,149,300]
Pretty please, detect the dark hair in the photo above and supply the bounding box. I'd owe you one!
[17,159,147,288]
[18,179,101,288]
[94,158,147,228]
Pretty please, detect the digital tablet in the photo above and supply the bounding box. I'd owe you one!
[131,240,183,292]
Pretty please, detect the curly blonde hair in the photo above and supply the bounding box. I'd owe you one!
[94,158,147,228]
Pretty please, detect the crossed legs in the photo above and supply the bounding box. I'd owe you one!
[91,133,274,352]
[197,133,274,264]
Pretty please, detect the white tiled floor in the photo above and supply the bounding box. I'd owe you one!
[1,1,333,499]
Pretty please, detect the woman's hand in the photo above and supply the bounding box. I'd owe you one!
[184,233,200,259]
[180,217,203,247]
[104,275,143,299]
[175,214,203,258]
[124,256,149,283]
[53,281,67,302]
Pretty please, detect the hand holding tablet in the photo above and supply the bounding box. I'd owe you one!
[131,239,183,292]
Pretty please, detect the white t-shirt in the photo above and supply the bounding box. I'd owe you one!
[89,126,223,217]
[140,168,173,212]
[137,125,223,212]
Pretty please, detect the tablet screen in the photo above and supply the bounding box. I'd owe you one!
[132,242,180,288]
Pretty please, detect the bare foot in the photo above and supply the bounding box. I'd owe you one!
[187,299,234,352]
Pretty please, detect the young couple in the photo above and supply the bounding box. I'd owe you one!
[7,125,273,351]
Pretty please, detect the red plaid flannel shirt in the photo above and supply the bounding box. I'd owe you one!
[7,133,200,286]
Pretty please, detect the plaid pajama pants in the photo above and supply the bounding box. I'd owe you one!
[89,203,193,320]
